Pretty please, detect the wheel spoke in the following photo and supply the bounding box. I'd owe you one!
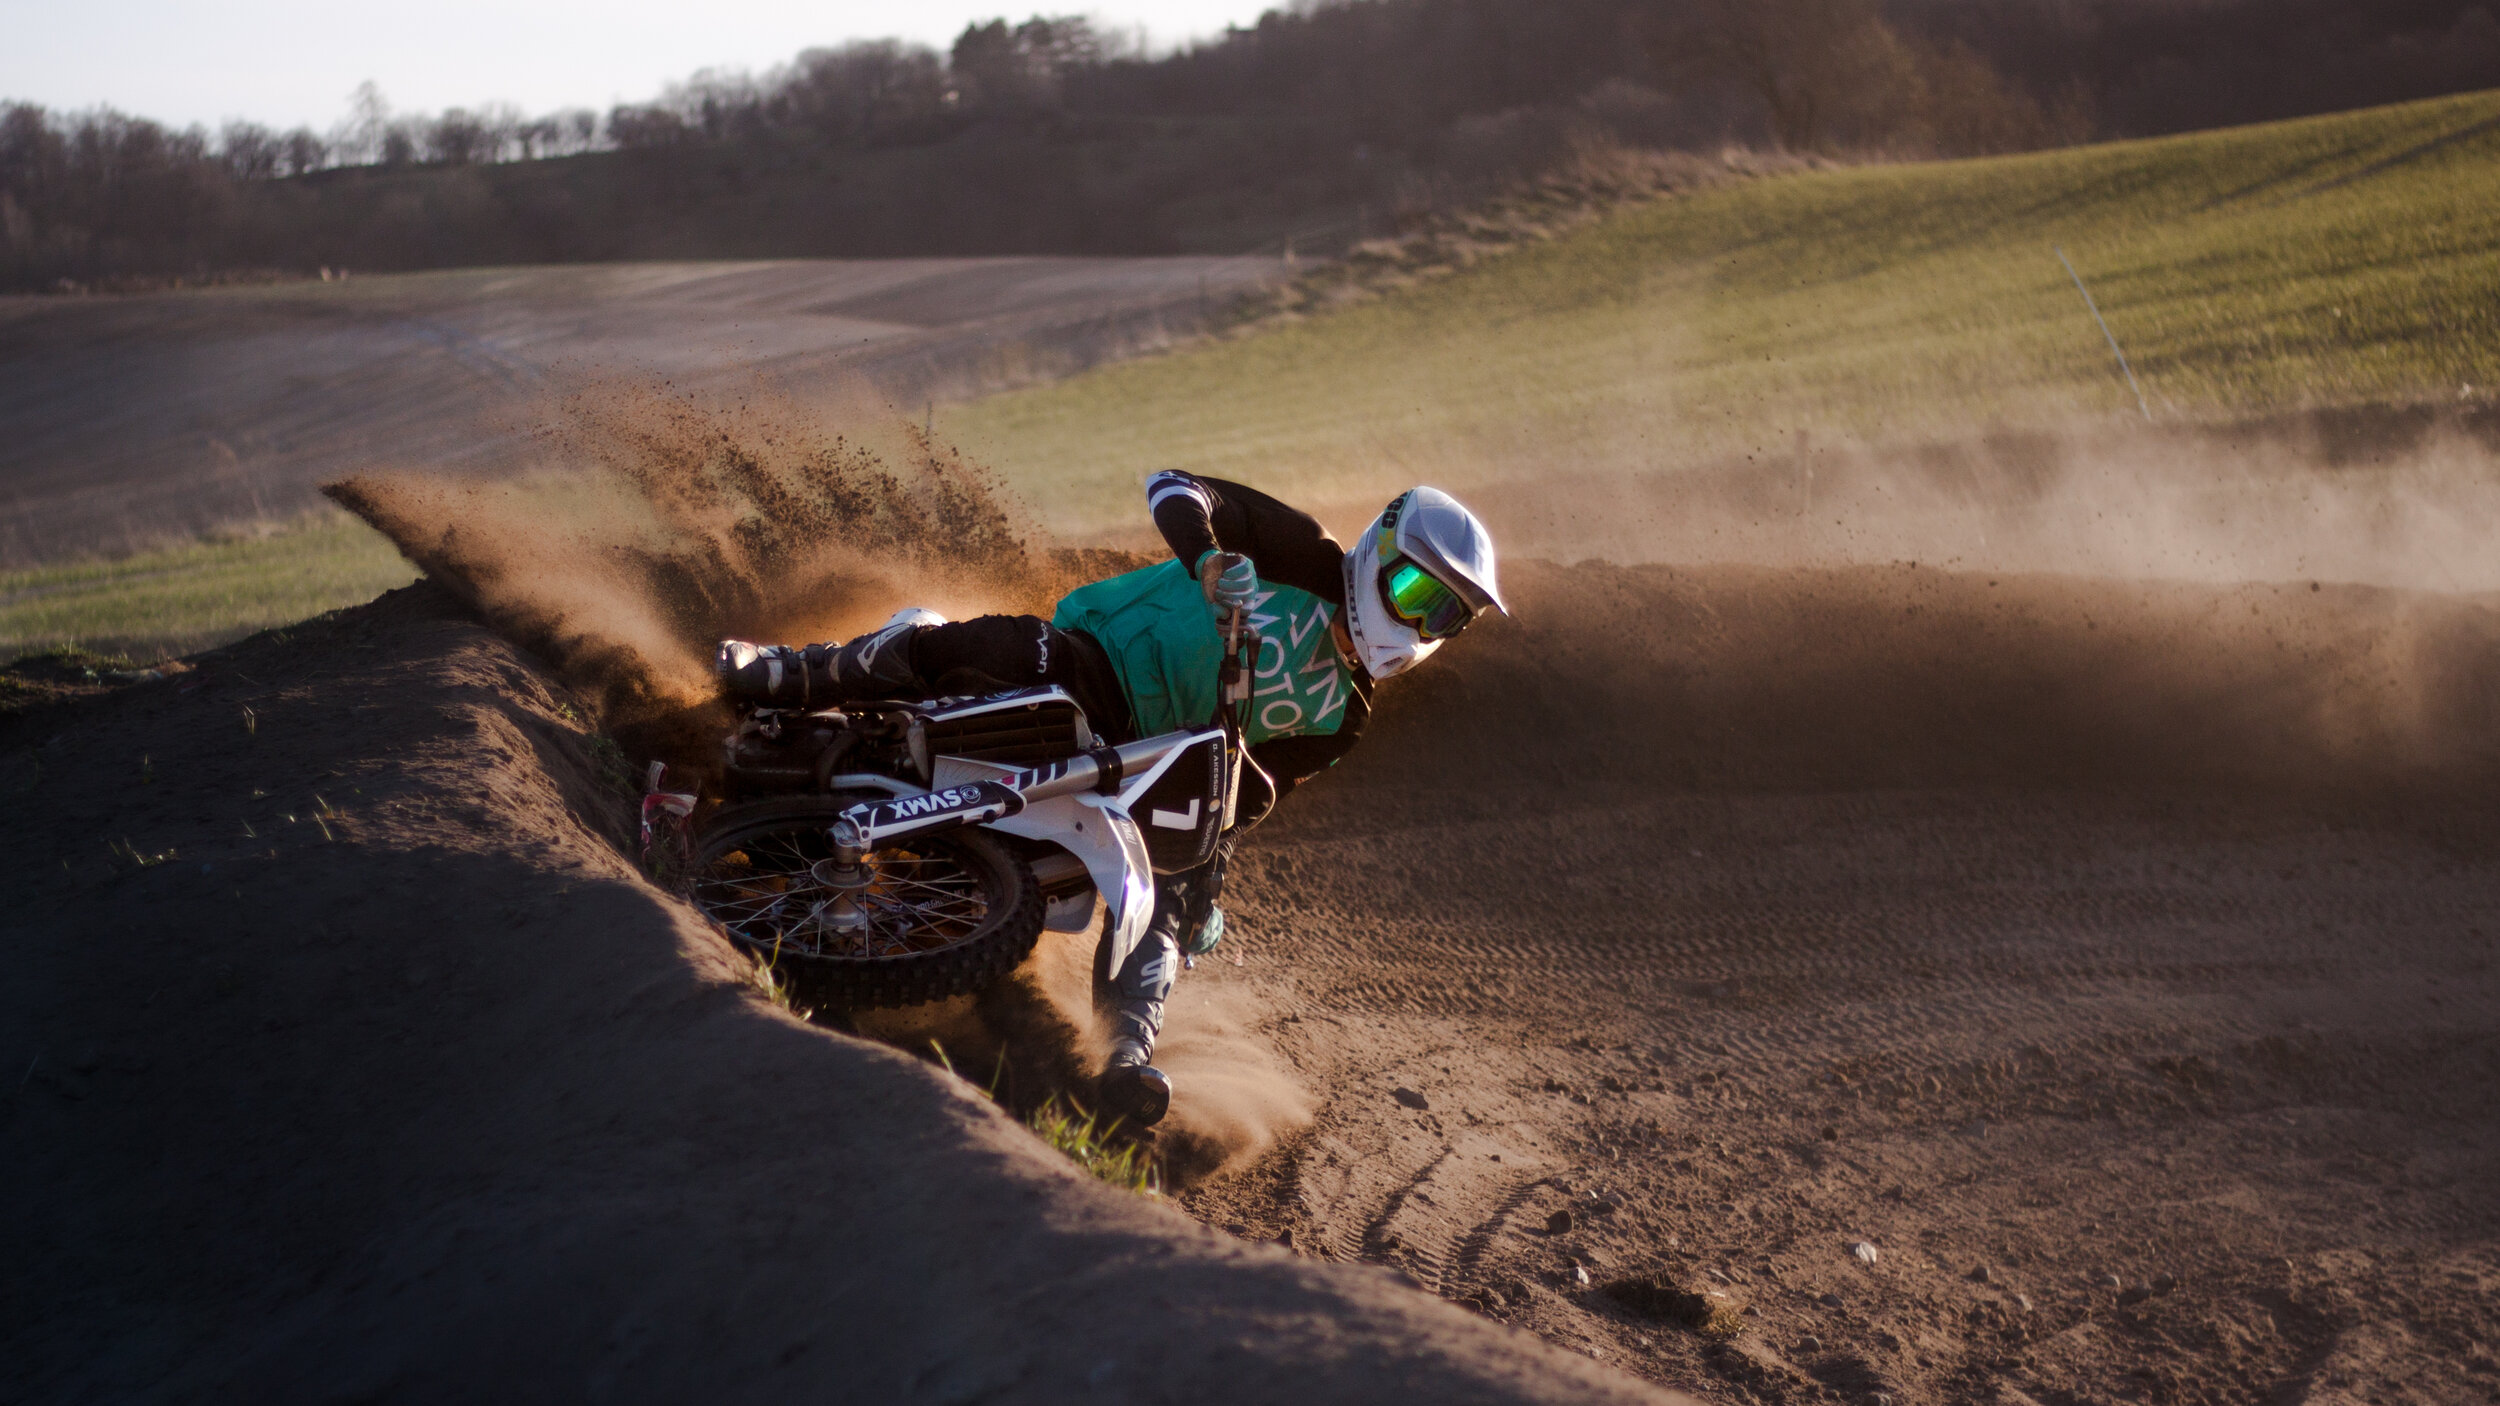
[874,872,983,898]
[866,892,985,920]
[694,887,802,918]
[699,877,798,901]
[866,885,988,915]
[695,819,1013,964]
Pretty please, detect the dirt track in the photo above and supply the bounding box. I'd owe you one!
[0,583,1671,1405]
[8,551,2497,1403]
[1166,561,2500,1404]
[0,257,1278,564]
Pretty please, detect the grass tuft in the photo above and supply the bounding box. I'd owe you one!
[0,646,151,715]
[1027,1097,1162,1195]
[920,1039,1162,1194]
[746,941,809,1019]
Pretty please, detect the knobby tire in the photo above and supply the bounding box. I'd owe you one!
[692,795,1045,1010]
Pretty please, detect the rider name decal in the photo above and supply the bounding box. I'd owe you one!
[1244,590,1352,743]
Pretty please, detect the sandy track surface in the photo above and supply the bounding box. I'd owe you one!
[0,583,1676,1406]
[0,257,1278,563]
[1163,562,2500,1403]
[8,550,2498,1403]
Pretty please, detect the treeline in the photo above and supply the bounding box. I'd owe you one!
[1903,0,2500,138]
[4,0,2496,292]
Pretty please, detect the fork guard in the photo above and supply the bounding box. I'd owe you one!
[832,782,1028,848]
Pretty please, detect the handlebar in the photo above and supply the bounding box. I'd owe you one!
[1217,604,1255,727]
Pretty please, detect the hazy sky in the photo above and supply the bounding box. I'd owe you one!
[0,0,1281,132]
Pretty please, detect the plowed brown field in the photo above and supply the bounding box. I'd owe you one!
[0,256,1278,564]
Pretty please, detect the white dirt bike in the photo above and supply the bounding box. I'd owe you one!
[685,609,1260,1010]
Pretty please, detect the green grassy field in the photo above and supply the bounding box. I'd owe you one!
[951,90,2500,536]
[0,514,414,663]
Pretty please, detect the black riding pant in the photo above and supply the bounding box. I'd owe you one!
[907,615,1135,743]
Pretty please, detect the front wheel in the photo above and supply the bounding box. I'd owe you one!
[691,795,1044,1010]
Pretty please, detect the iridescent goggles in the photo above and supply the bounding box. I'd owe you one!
[1380,557,1477,640]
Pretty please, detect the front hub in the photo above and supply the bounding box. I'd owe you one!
[809,836,873,934]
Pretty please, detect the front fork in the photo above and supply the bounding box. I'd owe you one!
[806,845,876,936]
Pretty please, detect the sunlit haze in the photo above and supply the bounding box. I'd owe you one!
[0,0,1282,130]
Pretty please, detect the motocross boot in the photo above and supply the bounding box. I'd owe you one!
[716,619,926,707]
[1097,919,1179,1128]
[715,640,811,704]
[1100,1000,1173,1128]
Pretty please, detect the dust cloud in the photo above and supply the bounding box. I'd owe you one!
[325,379,2500,1189]
[326,382,1071,754]
[1341,558,2500,806]
[330,383,1309,1181]
[1460,409,2500,590]
[854,925,1314,1182]
[1152,982,1318,1183]
[1268,407,2500,805]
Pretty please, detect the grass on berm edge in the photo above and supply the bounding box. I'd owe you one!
[1026,1097,1162,1195]
[950,88,2500,537]
[0,512,416,664]
[921,1039,1161,1194]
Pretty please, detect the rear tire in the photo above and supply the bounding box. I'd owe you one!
[692,795,1044,1010]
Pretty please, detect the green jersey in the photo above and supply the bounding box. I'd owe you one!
[1052,560,1359,745]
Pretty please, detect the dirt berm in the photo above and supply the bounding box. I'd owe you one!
[0,583,1676,1405]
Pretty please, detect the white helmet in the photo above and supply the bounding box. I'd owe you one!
[1341,486,1506,680]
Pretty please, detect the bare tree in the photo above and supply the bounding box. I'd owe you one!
[1901,38,2067,154]
[514,116,560,161]
[654,68,767,142]
[1655,0,1909,151]
[475,103,524,162]
[607,104,692,149]
[379,122,418,168]
[218,121,283,180]
[776,40,949,142]
[951,15,1113,114]
[426,109,493,165]
[1653,0,2051,154]
[279,127,328,176]
[331,81,390,165]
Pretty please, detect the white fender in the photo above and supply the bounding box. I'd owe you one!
[1075,798,1156,979]
[931,755,1159,980]
[1084,733,1218,978]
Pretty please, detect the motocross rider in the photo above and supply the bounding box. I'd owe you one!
[717,472,1505,1125]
